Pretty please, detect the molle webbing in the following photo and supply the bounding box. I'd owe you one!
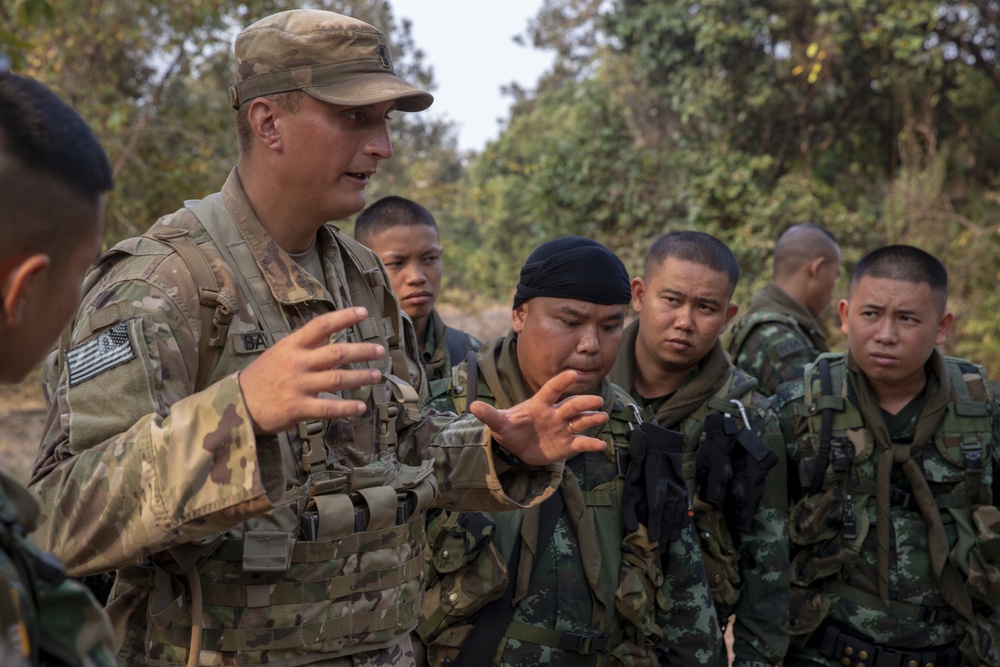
[129,520,424,658]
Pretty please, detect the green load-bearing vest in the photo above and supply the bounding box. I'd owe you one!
[786,352,1000,664]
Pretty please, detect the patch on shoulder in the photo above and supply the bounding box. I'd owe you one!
[67,320,135,386]
[773,337,808,360]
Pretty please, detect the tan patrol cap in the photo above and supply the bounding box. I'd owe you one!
[230,9,433,112]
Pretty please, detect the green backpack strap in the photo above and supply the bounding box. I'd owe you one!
[148,228,237,392]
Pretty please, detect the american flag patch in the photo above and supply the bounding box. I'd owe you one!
[67,320,136,386]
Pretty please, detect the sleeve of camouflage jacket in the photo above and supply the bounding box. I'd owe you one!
[735,323,817,397]
[28,266,286,577]
[731,399,791,667]
[657,519,723,665]
[396,412,563,513]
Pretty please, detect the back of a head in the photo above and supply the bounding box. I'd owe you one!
[851,245,948,303]
[645,230,740,296]
[354,195,437,246]
[514,236,631,309]
[773,223,839,280]
[0,72,112,253]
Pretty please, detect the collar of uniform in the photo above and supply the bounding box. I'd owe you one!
[608,318,641,393]
[219,168,332,305]
[748,283,828,341]
[423,308,447,363]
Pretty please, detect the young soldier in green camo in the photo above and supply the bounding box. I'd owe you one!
[354,196,481,383]
[772,245,1000,667]
[723,223,841,396]
[0,71,118,666]
[26,11,612,667]
[610,231,790,667]
[417,237,721,667]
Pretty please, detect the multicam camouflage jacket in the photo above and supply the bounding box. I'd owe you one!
[773,351,1000,667]
[0,470,117,666]
[27,169,563,667]
[611,322,790,667]
[723,284,830,396]
[421,308,481,384]
[417,333,721,667]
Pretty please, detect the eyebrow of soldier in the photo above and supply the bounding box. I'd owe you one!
[659,286,722,310]
[553,302,625,324]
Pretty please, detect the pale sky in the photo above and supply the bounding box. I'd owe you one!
[390,0,555,153]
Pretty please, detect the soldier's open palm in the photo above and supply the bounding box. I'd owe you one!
[239,307,383,433]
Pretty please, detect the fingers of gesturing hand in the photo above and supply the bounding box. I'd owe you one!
[238,308,386,433]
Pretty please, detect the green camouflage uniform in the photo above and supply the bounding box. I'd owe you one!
[773,350,1000,667]
[421,309,481,384]
[610,321,790,667]
[28,170,563,667]
[417,332,721,666]
[0,470,117,666]
[723,284,830,396]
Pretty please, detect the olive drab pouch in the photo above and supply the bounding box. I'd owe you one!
[786,588,839,638]
[621,421,691,544]
[691,498,741,607]
[617,523,664,640]
[418,511,508,644]
[956,612,1000,667]
[950,505,1000,608]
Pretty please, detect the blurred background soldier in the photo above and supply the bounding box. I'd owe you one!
[355,195,481,382]
[26,11,609,666]
[773,245,1000,667]
[610,231,790,667]
[418,237,721,666]
[724,223,841,396]
[0,70,117,666]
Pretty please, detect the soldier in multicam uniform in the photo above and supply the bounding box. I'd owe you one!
[724,223,841,396]
[26,11,612,667]
[772,245,1000,667]
[417,237,721,666]
[354,196,481,383]
[610,231,790,667]
[0,71,117,666]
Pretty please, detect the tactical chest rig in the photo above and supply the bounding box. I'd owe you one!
[676,370,777,620]
[114,194,438,666]
[419,359,666,666]
[787,353,1000,666]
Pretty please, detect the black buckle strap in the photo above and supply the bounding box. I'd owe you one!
[558,631,611,655]
[817,622,961,667]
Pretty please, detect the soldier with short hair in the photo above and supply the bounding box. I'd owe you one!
[354,195,481,382]
[724,223,841,396]
[418,236,721,666]
[27,10,610,666]
[610,230,790,667]
[773,245,1000,667]
[0,70,117,666]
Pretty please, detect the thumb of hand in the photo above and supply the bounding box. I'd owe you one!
[468,400,500,431]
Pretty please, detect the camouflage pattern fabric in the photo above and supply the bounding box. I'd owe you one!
[611,321,790,667]
[28,169,561,667]
[772,351,1000,667]
[422,308,481,384]
[0,470,117,666]
[724,284,830,396]
[418,333,721,667]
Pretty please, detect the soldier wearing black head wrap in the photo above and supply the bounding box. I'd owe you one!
[417,236,722,667]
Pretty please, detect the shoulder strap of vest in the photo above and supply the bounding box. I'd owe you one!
[726,309,803,358]
[334,229,427,398]
[147,228,237,392]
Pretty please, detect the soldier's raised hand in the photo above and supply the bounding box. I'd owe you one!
[238,307,383,433]
[469,369,609,466]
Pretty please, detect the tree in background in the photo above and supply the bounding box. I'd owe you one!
[3,0,466,248]
[467,0,1000,372]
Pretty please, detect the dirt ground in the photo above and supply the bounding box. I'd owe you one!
[0,303,512,488]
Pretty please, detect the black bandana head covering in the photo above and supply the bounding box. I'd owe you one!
[513,236,631,309]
